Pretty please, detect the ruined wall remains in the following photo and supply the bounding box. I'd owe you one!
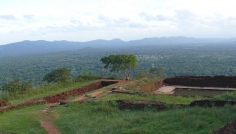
[43,81,103,103]
[0,99,45,113]
[115,100,236,110]
[0,80,118,113]
[0,101,8,107]
[163,76,236,88]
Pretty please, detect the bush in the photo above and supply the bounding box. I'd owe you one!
[74,74,100,82]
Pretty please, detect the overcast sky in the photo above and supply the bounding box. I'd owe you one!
[0,0,236,45]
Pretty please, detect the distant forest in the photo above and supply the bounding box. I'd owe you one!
[0,43,236,86]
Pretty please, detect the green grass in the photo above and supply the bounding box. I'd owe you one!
[99,93,203,104]
[213,91,236,100]
[9,80,96,105]
[0,104,47,134]
[1,79,236,134]
[54,101,236,134]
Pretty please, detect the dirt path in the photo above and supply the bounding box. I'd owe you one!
[39,105,61,134]
[40,121,61,134]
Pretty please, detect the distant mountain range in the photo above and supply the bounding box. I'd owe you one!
[0,37,235,57]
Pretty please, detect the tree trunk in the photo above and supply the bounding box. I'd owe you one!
[125,73,130,81]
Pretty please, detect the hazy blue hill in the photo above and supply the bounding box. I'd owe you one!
[127,36,233,46]
[0,37,235,57]
[83,38,126,48]
[0,40,82,56]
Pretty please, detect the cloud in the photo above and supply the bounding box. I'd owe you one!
[175,10,198,21]
[139,12,170,21]
[0,15,16,20]
[70,19,82,25]
[128,23,148,28]
[97,15,131,28]
[23,15,34,19]
[114,18,130,24]
[139,12,155,21]
[1,0,236,45]
[98,15,110,23]
[156,15,169,21]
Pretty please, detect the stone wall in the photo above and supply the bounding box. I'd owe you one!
[163,76,236,88]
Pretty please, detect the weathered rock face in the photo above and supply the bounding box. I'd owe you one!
[163,76,236,88]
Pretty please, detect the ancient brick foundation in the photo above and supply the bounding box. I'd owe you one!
[190,100,236,107]
[164,76,236,88]
[115,100,236,110]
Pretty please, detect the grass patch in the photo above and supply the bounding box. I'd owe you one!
[0,104,47,134]
[98,93,203,104]
[213,91,236,100]
[54,102,236,134]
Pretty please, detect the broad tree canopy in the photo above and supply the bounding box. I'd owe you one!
[43,67,70,83]
[101,54,137,80]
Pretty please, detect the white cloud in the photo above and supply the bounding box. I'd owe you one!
[0,15,16,20]
[0,0,236,45]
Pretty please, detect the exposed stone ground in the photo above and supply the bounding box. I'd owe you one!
[154,86,236,94]
[154,86,176,94]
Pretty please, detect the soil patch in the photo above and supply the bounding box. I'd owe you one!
[40,121,61,134]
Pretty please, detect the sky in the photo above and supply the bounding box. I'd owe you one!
[0,0,236,45]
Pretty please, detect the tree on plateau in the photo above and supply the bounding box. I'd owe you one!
[101,54,137,80]
[43,67,70,83]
